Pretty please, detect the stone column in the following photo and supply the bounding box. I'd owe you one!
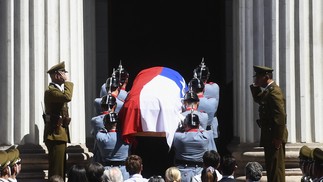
[0,0,14,145]
[0,0,87,145]
[312,0,323,142]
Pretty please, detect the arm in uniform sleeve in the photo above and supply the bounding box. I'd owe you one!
[45,82,74,103]
[250,84,263,104]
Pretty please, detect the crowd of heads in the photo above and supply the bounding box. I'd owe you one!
[0,146,22,181]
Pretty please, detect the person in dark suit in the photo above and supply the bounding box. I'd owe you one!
[250,65,288,182]
[44,62,74,180]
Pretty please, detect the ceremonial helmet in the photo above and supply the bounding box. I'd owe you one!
[184,113,200,127]
[188,77,205,93]
[105,76,120,93]
[193,58,210,82]
[183,90,199,102]
[104,112,119,124]
[101,94,117,108]
[114,60,129,85]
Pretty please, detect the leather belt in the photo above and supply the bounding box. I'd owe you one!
[175,159,203,167]
[103,160,125,166]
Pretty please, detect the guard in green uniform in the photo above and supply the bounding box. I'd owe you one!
[299,145,314,182]
[313,148,323,182]
[44,62,73,180]
[250,65,288,182]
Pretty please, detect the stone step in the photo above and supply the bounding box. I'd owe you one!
[15,143,93,181]
[228,143,322,177]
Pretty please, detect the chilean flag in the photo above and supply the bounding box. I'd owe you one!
[119,67,187,147]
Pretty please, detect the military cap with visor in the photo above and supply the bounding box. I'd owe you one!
[253,65,273,77]
[47,61,68,74]
[6,148,21,167]
[0,150,11,171]
[299,145,313,161]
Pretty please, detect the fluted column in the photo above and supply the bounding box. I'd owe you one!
[69,0,86,144]
[0,0,86,145]
[30,0,46,144]
[311,0,323,142]
[0,0,14,145]
[14,0,31,143]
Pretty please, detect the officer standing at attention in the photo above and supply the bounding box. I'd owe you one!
[250,65,288,182]
[44,62,73,180]
[96,112,131,180]
[172,113,216,182]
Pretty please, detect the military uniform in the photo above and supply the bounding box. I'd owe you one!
[197,93,219,139]
[173,113,216,182]
[181,109,208,130]
[0,150,9,182]
[173,129,216,182]
[91,111,110,163]
[96,112,130,180]
[299,145,314,182]
[44,62,73,179]
[250,65,288,182]
[192,60,220,140]
[313,148,323,182]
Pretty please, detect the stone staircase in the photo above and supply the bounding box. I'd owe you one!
[228,142,323,182]
[16,143,93,182]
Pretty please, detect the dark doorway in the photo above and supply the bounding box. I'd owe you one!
[95,0,233,178]
[107,0,226,86]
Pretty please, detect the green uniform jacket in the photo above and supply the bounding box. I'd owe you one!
[250,82,288,147]
[44,81,74,143]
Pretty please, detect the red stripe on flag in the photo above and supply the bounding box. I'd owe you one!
[119,67,163,143]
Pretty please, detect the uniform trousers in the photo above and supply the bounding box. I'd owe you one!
[45,140,67,180]
[264,144,286,182]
